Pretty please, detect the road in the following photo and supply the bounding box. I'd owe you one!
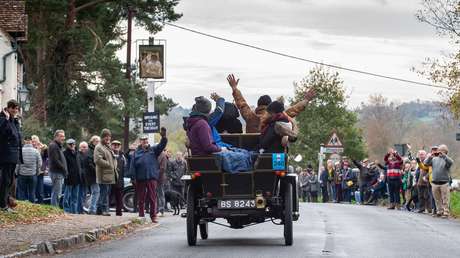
[57,203,460,258]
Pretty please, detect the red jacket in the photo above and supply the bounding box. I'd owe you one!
[384,153,403,179]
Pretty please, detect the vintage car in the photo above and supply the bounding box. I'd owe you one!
[182,133,299,246]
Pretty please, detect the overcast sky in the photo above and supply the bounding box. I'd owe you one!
[127,0,451,109]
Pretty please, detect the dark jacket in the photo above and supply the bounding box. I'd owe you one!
[320,169,329,187]
[48,140,68,176]
[0,111,23,164]
[85,143,97,185]
[168,159,187,187]
[78,151,89,186]
[64,148,82,185]
[186,113,221,155]
[115,152,127,187]
[216,102,243,134]
[259,114,290,153]
[129,136,167,181]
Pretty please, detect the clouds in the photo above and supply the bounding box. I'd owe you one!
[126,0,451,108]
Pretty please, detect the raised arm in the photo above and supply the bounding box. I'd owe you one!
[208,94,225,127]
[285,88,316,118]
[154,127,168,157]
[228,74,258,123]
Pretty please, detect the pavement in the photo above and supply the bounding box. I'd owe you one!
[55,203,460,258]
[0,212,144,257]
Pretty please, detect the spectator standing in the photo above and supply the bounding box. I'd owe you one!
[16,137,42,203]
[425,145,453,218]
[129,129,168,223]
[111,140,126,216]
[299,169,310,202]
[86,136,100,215]
[94,129,117,216]
[48,130,68,207]
[0,100,23,212]
[77,141,89,214]
[319,166,329,203]
[401,162,413,210]
[157,150,169,216]
[169,152,187,196]
[384,148,403,210]
[308,167,319,203]
[341,162,354,203]
[63,139,82,214]
[333,162,343,203]
[31,135,47,204]
[416,150,432,213]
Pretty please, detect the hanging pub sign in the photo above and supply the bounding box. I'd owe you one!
[143,111,160,134]
[139,45,165,79]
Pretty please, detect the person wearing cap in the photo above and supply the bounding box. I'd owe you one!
[63,138,83,214]
[416,150,432,213]
[227,74,316,133]
[110,140,126,216]
[186,96,222,155]
[424,144,453,218]
[341,161,354,203]
[16,136,42,203]
[94,129,118,216]
[48,130,68,207]
[129,128,168,223]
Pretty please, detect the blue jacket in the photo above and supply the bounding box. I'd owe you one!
[129,137,167,181]
[209,98,232,148]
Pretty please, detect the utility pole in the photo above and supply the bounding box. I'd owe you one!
[123,6,133,152]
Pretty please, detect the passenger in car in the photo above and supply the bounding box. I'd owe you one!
[227,74,315,133]
[186,96,222,155]
[259,101,298,153]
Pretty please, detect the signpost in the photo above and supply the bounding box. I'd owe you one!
[143,111,160,134]
[318,131,344,177]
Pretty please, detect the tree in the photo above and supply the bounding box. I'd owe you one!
[23,0,181,140]
[416,0,460,117]
[290,66,367,167]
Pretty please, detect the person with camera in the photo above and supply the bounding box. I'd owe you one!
[384,148,403,210]
[424,145,453,218]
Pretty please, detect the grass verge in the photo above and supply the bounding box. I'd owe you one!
[450,191,460,217]
[0,201,64,227]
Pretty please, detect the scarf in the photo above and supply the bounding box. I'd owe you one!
[261,112,290,134]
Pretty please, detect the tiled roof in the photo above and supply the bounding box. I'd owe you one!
[0,0,27,41]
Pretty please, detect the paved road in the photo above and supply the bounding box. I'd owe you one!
[58,203,460,258]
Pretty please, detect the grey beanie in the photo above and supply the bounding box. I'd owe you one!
[192,96,212,114]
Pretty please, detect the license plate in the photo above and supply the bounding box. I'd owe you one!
[218,199,256,209]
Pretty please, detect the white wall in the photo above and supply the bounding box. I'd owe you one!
[0,30,18,109]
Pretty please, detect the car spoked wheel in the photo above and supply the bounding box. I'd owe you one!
[187,186,198,246]
[199,223,208,240]
[122,190,135,212]
[284,182,293,246]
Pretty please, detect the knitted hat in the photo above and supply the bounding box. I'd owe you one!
[267,100,285,114]
[100,128,112,139]
[257,95,272,107]
[192,96,212,114]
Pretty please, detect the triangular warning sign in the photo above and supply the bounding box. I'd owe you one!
[326,132,342,147]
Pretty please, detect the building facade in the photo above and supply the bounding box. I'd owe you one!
[0,0,27,108]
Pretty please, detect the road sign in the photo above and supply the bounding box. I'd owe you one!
[325,132,343,147]
[143,111,160,133]
[323,147,344,154]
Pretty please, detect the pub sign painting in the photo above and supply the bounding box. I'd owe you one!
[139,45,165,79]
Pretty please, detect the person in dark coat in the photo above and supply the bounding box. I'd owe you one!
[0,100,23,212]
[319,167,330,203]
[48,130,68,207]
[129,128,168,223]
[111,140,126,216]
[63,139,82,214]
[215,102,243,134]
[259,101,297,153]
[77,141,89,214]
[86,136,100,214]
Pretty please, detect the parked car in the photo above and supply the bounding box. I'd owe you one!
[43,175,135,212]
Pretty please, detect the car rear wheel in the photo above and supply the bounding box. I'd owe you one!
[199,223,208,240]
[284,182,293,246]
[122,189,135,212]
[187,186,198,246]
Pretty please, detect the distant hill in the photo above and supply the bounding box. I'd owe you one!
[161,106,191,133]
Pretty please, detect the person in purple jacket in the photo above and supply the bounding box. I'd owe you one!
[186,96,222,155]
